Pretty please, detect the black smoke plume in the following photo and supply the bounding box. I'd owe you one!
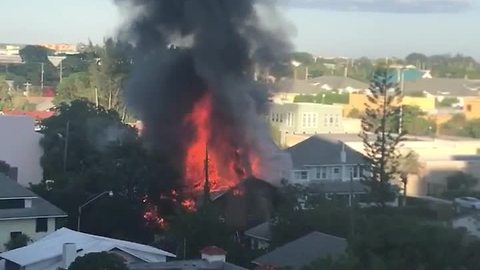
[115,0,292,188]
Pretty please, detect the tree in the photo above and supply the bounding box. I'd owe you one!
[360,69,405,206]
[89,39,132,115]
[54,72,94,105]
[399,106,435,136]
[347,108,362,119]
[67,252,128,270]
[4,233,30,250]
[0,74,12,110]
[33,99,167,241]
[18,45,58,86]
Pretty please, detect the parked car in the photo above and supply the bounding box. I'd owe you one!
[454,197,480,210]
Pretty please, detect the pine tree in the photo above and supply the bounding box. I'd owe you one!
[360,68,406,207]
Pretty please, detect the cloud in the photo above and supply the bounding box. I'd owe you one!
[280,0,473,13]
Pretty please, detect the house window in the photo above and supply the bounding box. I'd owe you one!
[10,231,22,240]
[294,171,308,180]
[329,115,334,126]
[467,105,472,112]
[333,167,340,174]
[353,166,359,178]
[36,218,48,232]
[315,167,327,179]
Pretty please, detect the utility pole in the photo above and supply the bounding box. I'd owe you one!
[398,70,405,134]
[203,144,211,207]
[63,120,70,173]
[94,87,99,107]
[59,60,63,82]
[40,62,44,89]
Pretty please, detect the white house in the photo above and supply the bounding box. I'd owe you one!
[0,116,43,186]
[0,228,176,270]
[0,174,67,253]
[285,135,366,185]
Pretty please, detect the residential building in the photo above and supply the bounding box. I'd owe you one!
[269,102,344,137]
[402,78,480,97]
[272,76,368,103]
[285,135,365,184]
[130,246,247,270]
[345,92,436,116]
[0,174,67,253]
[252,231,347,270]
[245,222,271,250]
[0,116,43,186]
[283,133,480,197]
[0,228,175,270]
[210,178,278,230]
[463,97,480,119]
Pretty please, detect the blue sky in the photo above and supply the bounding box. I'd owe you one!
[1,0,479,58]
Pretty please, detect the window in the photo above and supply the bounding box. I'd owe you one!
[467,105,472,112]
[333,167,340,174]
[315,167,327,179]
[302,114,307,127]
[294,171,308,180]
[0,199,25,209]
[36,218,48,232]
[10,231,22,240]
[353,166,359,178]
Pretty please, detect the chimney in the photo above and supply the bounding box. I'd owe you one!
[62,243,77,269]
[200,246,226,263]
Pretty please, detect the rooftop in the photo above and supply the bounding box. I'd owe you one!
[129,260,247,270]
[0,228,176,268]
[245,222,272,241]
[252,231,347,270]
[0,175,66,220]
[286,135,365,168]
[276,76,368,94]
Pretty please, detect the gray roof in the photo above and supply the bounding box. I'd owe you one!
[252,231,347,269]
[245,222,271,241]
[308,181,369,194]
[129,260,248,270]
[403,78,480,96]
[286,135,366,168]
[0,175,67,219]
[277,76,368,95]
[0,174,37,199]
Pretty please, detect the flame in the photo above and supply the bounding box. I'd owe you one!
[183,93,259,192]
[181,199,197,212]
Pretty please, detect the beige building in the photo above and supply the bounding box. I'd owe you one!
[0,175,67,252]
[269,103,344,140]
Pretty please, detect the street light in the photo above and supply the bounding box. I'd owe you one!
[77,191,114,232]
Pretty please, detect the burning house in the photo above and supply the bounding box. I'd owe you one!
[116,0,293,217]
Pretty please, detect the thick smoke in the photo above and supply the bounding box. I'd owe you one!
[116,0,292,186]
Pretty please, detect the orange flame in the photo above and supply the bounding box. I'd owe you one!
[183,93,260,192]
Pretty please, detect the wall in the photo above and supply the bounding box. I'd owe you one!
[0,116,43,186]
[0,218,55,252]
[463,97,480,119]
[270,103,344,135]
[345,93,436,116]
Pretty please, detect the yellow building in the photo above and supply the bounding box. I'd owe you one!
[463,97,480,119]
[345,93,436,116]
